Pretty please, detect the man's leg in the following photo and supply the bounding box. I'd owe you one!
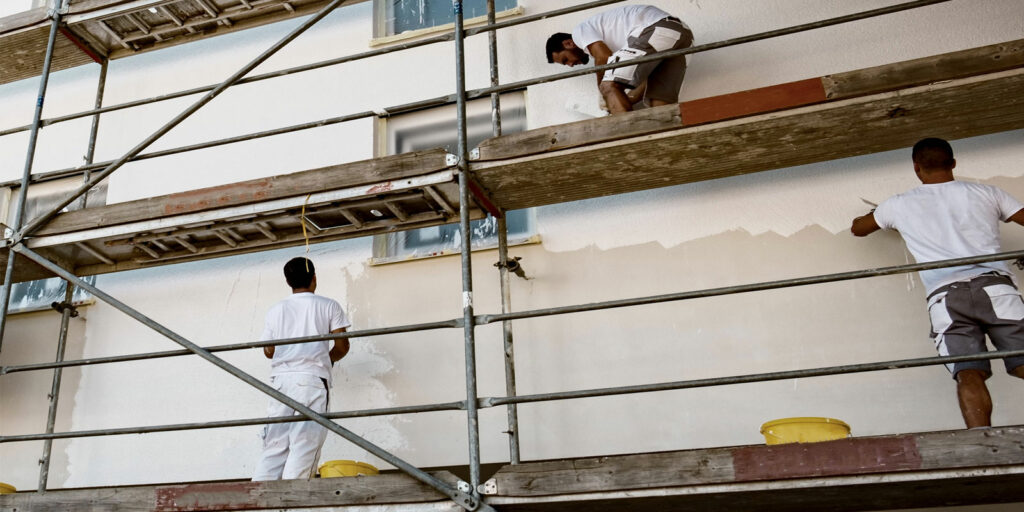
[280,374,329,479]
[253,376,293,481]
[927,282,991,429]
[955,369,993,428]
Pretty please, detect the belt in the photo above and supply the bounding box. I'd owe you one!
[926,271,1012,299]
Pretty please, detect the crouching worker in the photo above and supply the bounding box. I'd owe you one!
[253,257,351,480]
[546,4,694,114]
[851,137,1024,429]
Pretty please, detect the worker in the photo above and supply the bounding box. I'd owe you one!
[545,4,694,114]
[851,137,1024,429]
[253,257,351,480]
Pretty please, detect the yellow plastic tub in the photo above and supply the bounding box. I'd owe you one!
[318,460,379,478]
[0,482,15,494]
[760,417,851,445]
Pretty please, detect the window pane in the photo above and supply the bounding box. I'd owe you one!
[383,0,517,35]
[373,93,535,263]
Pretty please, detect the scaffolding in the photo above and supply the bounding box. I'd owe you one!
[1,0,1024,510]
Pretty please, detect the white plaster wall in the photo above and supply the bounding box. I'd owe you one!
[1,0,1024,492]
[0,1,37,18]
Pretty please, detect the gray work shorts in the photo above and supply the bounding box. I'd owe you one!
[926,272,1024,379]
[604,17,694,105]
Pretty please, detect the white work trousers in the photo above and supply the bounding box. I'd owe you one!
[252,373,329,480]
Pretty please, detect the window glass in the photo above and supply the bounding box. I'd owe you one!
[2,176,104,313]
[372,92,534,263]
[377,0,518,37]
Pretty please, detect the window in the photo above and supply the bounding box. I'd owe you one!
[372,92,536,264]
[375,0,518,37]
[0,177,105,313]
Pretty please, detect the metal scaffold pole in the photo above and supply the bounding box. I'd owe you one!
[486,0,521,466]
[16,0,354,240]
[453,0,485,499]
[0,0,67,354]
[495,216,521,464]
[37,282,75,492]
[14,245,488,511]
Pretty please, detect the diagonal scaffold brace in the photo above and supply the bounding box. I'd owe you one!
[14,244,493,511]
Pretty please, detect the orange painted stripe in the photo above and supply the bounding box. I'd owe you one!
[731,435,922,482]
[680,77,827,127]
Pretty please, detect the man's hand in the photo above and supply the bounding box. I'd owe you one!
[851,211,881,237]
[626,82,647,105]
[263,345,275,359]
[329,327,349,363]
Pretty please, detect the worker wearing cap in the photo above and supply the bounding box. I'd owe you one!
[253,257,350,480]
[545,4,693,114]
[851,137,1024,429]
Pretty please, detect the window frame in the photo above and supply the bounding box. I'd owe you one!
[370,91,539,266]
[371,0,523,46]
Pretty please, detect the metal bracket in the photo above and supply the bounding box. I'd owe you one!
[481,478,497,495]
[446,153,460,166]
[469,148,480,160]
[51,301,79,318]
[450,487,495,511]
[495,256,528,280]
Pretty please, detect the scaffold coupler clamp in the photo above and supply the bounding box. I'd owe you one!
[445,153,461,166]
[495,256,528,280]
[51,300,79,318]
[451,481,494,511]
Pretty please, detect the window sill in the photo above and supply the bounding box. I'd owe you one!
[369,233,540,266]
[370,6,525,48]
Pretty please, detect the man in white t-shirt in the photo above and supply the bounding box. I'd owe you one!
[545,4,693,114]
[851,137,1024,429]
[253,257,351,480]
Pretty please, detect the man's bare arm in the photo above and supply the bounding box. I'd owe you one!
[1007,208,1024,226]
[329,327,349,363]
[851,211,881,237]
[586,41,613,85]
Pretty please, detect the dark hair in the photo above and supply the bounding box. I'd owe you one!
[545,33,572,63]
[284,257,315,289]
[912,137,954,170]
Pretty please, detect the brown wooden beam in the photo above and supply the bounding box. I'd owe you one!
[472,67,1024,211]
[485,426,1024,511]
[473,38,1024,163]
[0,471,460,511]
[34,149,453,237]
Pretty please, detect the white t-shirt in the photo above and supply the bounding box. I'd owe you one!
[874,180,1024,294]
[572,5,674,54]
[262,292,350,385]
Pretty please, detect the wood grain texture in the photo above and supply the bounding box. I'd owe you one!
[34,149,452,236]
[823,38,1024,99]
[489,426,1024,501]
[472,68,1024,211]
[0,471,460,511]
[472,38,1024,165]
[474,104,682,161]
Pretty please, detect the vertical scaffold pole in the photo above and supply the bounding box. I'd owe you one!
[80,58,108,209]
[495,217,521,464]
[37,283,75,492]
[485,0,520,465]
[453,0,484,496]
[486,0,502,138]
[0,0,67,354]
[38,53,103,493]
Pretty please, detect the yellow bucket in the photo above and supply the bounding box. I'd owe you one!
[0,482,15,494]
[760,417,851,445]
[318,460,379,478]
